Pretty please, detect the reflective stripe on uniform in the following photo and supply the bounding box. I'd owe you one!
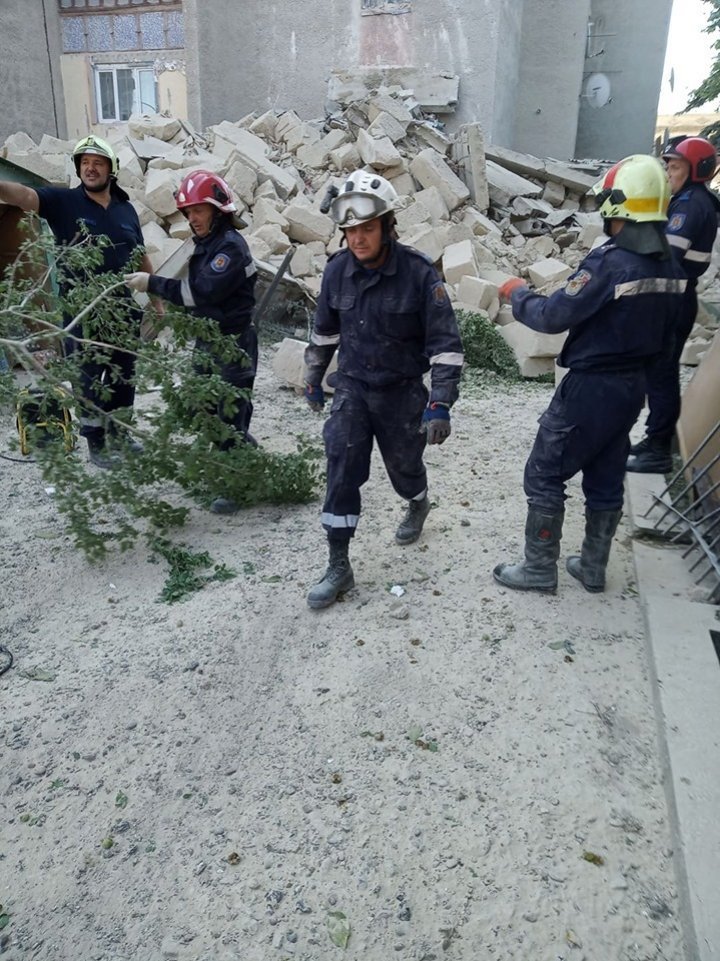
[430,351,464,366]
[685,248,713,263]
[667,234,691,250]
[321,511,359,529]
[181,278,196,307]
[614,278,687,299]
[311,331,341,346]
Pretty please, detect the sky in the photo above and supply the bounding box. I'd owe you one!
[658,0,717,114]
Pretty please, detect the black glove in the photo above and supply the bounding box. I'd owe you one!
[421,403,451,445]
[304,383,325,412]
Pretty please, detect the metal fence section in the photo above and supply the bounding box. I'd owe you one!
[646,421,720,603]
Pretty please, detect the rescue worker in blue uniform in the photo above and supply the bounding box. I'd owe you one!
[125,169,257,515]
[628,136,720,473]
[493,154,686,595]
[0,135,155,468]
[303,171,464,610]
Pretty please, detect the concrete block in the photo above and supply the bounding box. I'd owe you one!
[275,110,302,142]
[442,239,478,286]
[486,159,543,206]
[246,234,271,263]
[253,223,292,254]
[457,275,496,311]
[166,211,193,240]
[222,158,258,207]
[411,73,459,114]
[129,114,181,142]
[284,204,335,244]
[410,148,470,212]
[38,134,75,155]
[249,110,279,141]
[499,320,567,359]
[542,180,566,207]
[5,151,71,185]
[367,93,413,129]
[272,336,338,391]
[387,170,415,196]
[116,145,145,180]
[285,122,320,154]
[329,141,362,172]
[144,167,183,218]
[410,121,452,155]
[680,337,709,366]
[402,224,444,264]
[462,207,501,237]
[368,111,407,143]
[2,131,37,155]
[477,266,518,286]
[131,199,157,227]
[395,200,432,233]
[452,122,489,211]
[578,221,605,249]
[415,185,449,223]
[494,304,515,326]
[252,197,289,231]
[210,122,297,199]
[290,245,315,278]
[356,129,402,170]
[527,257,573,287]
[522,235,556,260]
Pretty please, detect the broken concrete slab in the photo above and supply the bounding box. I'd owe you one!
[356,129,403,169]
[401,223,444,264]
[526,257,573,287]
[486,160,543,206]
[442,239,478,285]
[272,336,338,392]
[457,275,496,311]
[129,114,182,142]
[410,148,470,212]
[283,204,335,245]
[486,143,598,194]
[452,123,490,212]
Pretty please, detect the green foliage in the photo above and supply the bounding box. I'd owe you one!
[685,0,720,110]
[455,308,521,380]
[149,537,236,603]
[1,225,322,578]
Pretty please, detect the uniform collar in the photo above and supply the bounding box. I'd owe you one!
[343,240,399,278]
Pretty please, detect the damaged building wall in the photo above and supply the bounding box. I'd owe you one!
[575,0,673,159]
[0,0,66,144]
[513,0,591,160]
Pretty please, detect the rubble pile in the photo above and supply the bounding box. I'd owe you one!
[3,91,720,377]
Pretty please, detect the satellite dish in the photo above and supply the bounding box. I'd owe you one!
[585,73,611,108]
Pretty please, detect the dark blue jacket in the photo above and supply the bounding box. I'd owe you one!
[511,239,686,371]
[304,242,464,406]
[148,224,256,335]
[666,182,720,285]
[36,184,143,274]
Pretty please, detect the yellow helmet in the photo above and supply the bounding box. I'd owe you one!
[72,135,119,177]
[591,154,670,223]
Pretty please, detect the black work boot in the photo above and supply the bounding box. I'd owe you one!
[626,436,673,474]
[395,496,431,545]
[566,509,622,593]
[86,435,120,470]
[493,508,564,594]
[307,540,355,610]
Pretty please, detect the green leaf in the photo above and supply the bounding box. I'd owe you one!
[115,791,128,809]
[327,910,351,949]
[50,778,65,790]
[20,666,56,682]
[582,850,605,866]
[261,574,282,583]
[0,913,10,931]
[406,724,423,742]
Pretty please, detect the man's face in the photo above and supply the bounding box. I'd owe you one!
[184,202,216,238]
[79,153,112,192]
[344,217,385,266]
[665,157,691,195]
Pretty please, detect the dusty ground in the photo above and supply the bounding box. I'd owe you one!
[0,346,683,961]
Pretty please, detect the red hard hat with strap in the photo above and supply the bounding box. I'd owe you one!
[175,170,237,212]
[662,136,718,183]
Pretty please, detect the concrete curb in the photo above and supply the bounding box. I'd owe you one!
[625,472,720,961]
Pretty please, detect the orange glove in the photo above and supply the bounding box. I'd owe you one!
[497,277,527,303]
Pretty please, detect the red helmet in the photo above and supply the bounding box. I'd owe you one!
[175,170,237,212]
[662,136,718,183]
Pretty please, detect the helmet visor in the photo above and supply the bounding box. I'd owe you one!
[331,192,387,226]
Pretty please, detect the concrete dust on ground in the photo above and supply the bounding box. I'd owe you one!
[0,347,683,961]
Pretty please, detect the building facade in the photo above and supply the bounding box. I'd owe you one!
[1,0,675,162]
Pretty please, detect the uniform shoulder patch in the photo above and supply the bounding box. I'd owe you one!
[564,269,593,297]
[431,281,449,306]
[211,253,230,272]
[667,212,687,232]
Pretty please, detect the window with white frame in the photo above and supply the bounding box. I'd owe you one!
[94,64,157,122]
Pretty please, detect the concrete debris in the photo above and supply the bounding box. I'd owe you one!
[5,93,713,380]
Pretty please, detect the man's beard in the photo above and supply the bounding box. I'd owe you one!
[83,177,111,193]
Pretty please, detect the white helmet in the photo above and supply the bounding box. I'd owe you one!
[330,171,398,228]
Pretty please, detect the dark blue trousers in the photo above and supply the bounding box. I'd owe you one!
[194,326,258,450]
[321,375,428,542]
[524,369,646,513]
[644,287,697,443]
